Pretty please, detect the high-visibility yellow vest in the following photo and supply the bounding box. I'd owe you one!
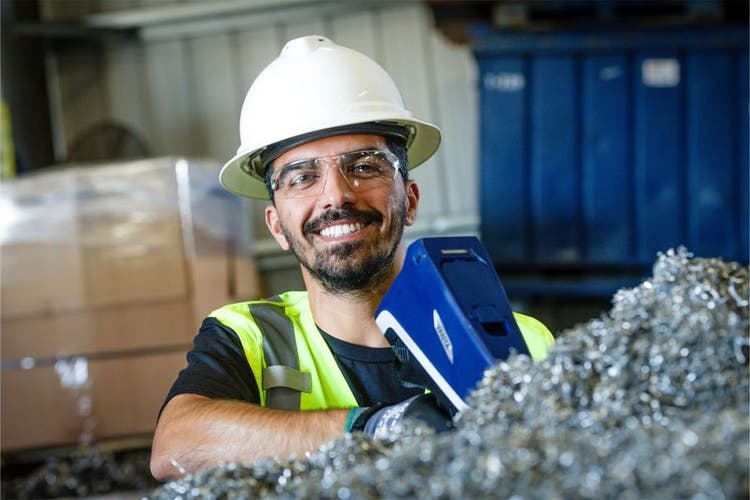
[210,290,554,411]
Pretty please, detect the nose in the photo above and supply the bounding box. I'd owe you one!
[319,162,355,206]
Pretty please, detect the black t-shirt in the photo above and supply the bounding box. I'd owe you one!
[164,317,422,411]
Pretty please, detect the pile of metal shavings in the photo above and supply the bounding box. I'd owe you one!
[1,445,158,499]
[151,247,749,500]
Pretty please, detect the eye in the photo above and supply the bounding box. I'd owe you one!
[349,160,383,176]
[286,170,320,189]
[275,160,319,191]
[345,152,391,178]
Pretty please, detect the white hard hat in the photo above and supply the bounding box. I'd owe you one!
[220,35,442,199]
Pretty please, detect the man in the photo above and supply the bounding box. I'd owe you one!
[150,35,554,481]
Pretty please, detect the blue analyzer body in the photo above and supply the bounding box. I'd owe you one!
[375,236,529,413]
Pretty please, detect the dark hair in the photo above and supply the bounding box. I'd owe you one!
[386,136,409,181]
[264,136,409,202]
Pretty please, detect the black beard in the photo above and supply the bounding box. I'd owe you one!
[307,236,401,294]
[282,204,407,295]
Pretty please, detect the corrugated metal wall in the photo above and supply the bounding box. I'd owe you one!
[40,2,480,289]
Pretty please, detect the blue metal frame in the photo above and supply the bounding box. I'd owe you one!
[473,26,748,296]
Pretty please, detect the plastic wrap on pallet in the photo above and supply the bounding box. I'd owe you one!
[0,157,248,318]
[0,157,259,453]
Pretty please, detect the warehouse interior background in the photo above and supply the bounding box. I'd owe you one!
[1,0,748,496]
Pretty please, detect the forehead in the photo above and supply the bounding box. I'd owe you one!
[271,134,388,169]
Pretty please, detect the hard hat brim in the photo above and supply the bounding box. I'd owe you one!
[219,118,441,200]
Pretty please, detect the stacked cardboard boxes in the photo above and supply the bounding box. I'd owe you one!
[0,158,262,451]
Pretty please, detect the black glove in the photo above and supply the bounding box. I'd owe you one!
[347,393,454,439]
[388,332,458,417]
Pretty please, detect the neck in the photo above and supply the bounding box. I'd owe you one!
[303,244,405,347]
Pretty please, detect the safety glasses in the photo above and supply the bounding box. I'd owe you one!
[270,149,401,199]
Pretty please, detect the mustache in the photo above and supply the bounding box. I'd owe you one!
[303,208,383,234]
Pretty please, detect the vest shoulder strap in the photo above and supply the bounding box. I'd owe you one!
[513,311,555,361]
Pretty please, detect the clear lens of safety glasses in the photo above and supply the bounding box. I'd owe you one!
[270,149,400,199]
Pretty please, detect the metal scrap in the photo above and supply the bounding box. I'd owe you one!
[6,248,746,499]
[151,248,748,499]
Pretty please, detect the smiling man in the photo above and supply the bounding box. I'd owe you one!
[266,135,412,295]
[150,36,554,480]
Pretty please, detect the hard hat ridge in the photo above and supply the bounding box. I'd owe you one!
[220,35,441,200]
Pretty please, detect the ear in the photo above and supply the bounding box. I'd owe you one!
[265,204,290,250]
[404,180,419,226]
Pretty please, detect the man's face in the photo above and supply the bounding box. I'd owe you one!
[264,134,419,295]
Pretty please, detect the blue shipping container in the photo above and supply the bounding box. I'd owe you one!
[473,27,749,278]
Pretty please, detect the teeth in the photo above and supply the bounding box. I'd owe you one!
[320,222,363,238]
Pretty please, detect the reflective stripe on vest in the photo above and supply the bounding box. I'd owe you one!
[210,291,357,411]
[249,299,312,410]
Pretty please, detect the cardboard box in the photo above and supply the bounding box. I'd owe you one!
[1,160,192,320]
[1,243,86,317]
[0,351,187,451]
[1,300,194,362]
[80,220,188,309]
[0,158,264,452]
